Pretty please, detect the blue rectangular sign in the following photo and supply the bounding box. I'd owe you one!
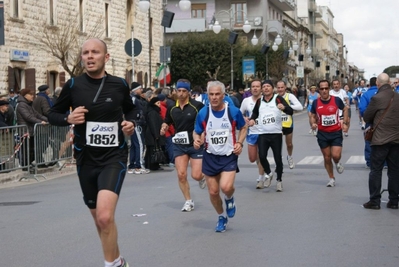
[10,49,30,61]
[242,57,255,82]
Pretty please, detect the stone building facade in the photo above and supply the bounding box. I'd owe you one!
[0,0,163,96]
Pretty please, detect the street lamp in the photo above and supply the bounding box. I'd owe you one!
[251,33,258,45]
[138,0,150,12]
[275,34,282,45]
[138,0,192,87]
[292,41,299,51]
[178,0,191,11]
[212,10,252,91]
[272,42,278,51]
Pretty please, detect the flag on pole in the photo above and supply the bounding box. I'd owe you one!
[155,64,171,85]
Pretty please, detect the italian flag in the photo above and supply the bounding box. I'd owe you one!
[155,64,171,85]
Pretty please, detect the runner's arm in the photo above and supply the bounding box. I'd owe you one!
[288,94,303,111]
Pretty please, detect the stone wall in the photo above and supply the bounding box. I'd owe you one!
[0,0,163,94]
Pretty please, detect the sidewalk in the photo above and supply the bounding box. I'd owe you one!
[0,162,76,186]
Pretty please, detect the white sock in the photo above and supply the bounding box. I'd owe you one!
[225,194,234,201]
[105,256,121,267]
[258,174,264,181]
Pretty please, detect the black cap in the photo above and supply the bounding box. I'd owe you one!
[38,85,49,91]
[131,82,142,91]
[262,80,274,87]
[157,94,166,101]
[9,88,15,93]
[0,100,9,106]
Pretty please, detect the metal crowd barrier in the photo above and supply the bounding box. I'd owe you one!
[0,125,30,175]
[31,123,73,180]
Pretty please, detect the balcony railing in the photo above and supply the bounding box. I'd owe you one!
[273,0,296,12]
[165,18,206,33]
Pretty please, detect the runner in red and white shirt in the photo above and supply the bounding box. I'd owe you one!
[310,80,349,187]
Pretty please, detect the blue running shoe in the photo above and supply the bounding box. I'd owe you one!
[225,197,236,218]
[215,216,228,232]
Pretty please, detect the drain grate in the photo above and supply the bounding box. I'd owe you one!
[0,201,40,206]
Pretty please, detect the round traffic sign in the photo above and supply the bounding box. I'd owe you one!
[124,38,142,57]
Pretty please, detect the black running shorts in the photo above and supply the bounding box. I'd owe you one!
[77,162,127,209]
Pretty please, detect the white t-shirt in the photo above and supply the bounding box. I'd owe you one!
[240,96,262,135]
[329,89,348,117]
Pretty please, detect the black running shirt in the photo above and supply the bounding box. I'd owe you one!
[48,73,136,165]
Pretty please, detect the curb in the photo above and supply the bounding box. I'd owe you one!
[0,165,76,186]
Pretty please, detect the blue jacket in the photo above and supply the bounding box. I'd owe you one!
[395,85,399,93]
[359,86,378,117]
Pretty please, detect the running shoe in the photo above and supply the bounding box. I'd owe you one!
[199,177,206,189]
[134,168,150,174]
[263,172,274,188]
[336,163,344,174]
[309,129,313,134]
[312,129,317,136]
[127,169,134,174]
[225,197,236,218]
[256,180,264,189]
[117,257,129,267]
[181,200,194,212]
[276,181,283,192]
[326,178,335,187]
[215,216,228,232]
[287,156,295,169]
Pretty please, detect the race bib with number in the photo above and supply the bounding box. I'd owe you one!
[281,113,289,122]
[172,131,189,144]
[321,115,337,126]
[86,121,119,147]
[209,129,228,145]
[261,114,276,125]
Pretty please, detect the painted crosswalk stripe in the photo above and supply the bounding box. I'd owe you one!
[249,157,275,165]
[297,156,324,165]
[345,155,365,164]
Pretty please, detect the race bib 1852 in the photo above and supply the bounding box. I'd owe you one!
[86,121,119,147]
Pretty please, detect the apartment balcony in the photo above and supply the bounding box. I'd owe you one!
[272,0,296,12]
[309,1,322,17]
[309,1,316,11]
[308,24,323,39]
[165,18,206,33]
[267,20,283,36]
[210,13,264,32]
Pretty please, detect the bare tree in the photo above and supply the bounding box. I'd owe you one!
[206,66,221,80]
[34,15,104,77]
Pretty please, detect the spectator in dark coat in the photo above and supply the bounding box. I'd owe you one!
[144,96,166,171]
[16,88,48,168]
[0,100,9,127]
[0,96,14,126]
[32,84,53,117]
[362,73,399,210]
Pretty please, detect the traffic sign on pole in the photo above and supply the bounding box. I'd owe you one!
[124,38,142,57]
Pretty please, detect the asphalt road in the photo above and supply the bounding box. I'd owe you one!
[1,108,398,267]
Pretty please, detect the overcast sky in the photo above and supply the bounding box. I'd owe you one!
[316,0,399,80]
